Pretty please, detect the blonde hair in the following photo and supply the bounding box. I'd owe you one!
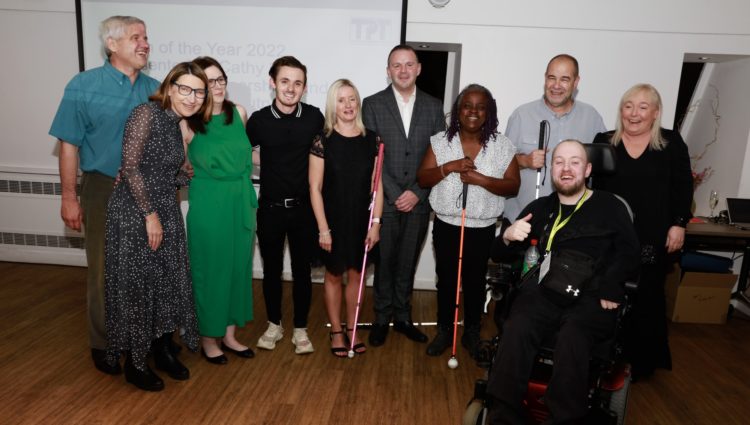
[323,79,365,137]
[611,83,665,151]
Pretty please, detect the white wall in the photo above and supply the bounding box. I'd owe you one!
[0,0,78,173]
[684,59,750,216]
[407,1,750,131]
[0,1,82,265]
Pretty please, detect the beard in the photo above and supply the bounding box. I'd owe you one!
[553,176,586,197]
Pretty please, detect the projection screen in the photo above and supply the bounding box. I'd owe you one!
[79,0,405,112]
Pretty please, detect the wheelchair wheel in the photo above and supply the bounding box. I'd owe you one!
[462,399,486,425]
[607,376,631,425]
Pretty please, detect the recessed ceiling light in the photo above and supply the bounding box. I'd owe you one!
[419,44,430,48]
[699,56,711,61]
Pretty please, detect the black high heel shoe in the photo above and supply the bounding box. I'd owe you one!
[345,327,366,355]
[329,330,348,358]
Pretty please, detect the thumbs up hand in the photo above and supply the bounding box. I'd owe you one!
[503,213,532,244]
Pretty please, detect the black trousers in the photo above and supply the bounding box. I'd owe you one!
[373,210,430,324]
[256,204,315,328]
[624,260,671,376]
[432,218,495,329]
[486,283,617,425]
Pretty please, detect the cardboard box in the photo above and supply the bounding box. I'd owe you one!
[665,264,737,324]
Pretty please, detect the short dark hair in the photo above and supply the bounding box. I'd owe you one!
[193,56,235,126]
[387,44,419,65]
[268,56,307,85]
[546,54,579,78]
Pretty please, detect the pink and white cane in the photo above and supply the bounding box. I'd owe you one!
[348,141,385,358]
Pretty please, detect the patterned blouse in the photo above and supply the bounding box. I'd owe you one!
[428,132,516,227]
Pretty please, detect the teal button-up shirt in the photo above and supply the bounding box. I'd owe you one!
[49,60,160,177]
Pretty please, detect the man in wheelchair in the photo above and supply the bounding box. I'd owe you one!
[486,140,640,425]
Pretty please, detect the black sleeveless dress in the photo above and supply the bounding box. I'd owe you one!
[310,129,379,274]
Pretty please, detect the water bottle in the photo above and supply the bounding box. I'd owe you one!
[522,239,540,275]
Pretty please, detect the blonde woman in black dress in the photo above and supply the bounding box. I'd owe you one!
[309,79,384,357]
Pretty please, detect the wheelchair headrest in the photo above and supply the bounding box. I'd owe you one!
[584,143,617,176]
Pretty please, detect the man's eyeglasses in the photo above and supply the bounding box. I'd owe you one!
[208,77,227,88]
[172,83,207,99]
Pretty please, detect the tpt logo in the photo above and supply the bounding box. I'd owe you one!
[350,18,391,42]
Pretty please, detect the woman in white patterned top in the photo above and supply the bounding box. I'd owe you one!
[417,84,520,358]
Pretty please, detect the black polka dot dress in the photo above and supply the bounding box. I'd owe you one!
[104,102,198,370]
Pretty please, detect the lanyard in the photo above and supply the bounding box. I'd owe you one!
[544,189,588,252]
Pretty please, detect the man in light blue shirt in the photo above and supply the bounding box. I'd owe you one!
[49,15,159,375]
[504,54,606,220]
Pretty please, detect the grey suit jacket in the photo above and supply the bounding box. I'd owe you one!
[362,85,445,213]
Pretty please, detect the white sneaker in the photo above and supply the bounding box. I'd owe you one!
[257,322,284,350]
[291,328,314,354]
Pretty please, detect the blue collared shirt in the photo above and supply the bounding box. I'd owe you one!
[49,60,160,177]
[503,97,606,220]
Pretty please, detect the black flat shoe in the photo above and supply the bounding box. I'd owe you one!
[202,348,228,365]
[394,321,428,343]
[91,348,122,375]
[368,323,389,347]
[124,355,164,392]
[221,342,255,358]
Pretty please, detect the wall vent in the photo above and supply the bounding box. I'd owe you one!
[0,179,63,196]
[0,232,84,249]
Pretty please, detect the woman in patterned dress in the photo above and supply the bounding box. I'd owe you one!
[104,62,212,391]
[417,84,520,358]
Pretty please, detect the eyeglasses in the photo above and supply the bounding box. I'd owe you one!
[208,77,227,88]
[172,83,207,99]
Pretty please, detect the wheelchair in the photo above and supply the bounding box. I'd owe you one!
[464,261,635,425]
[463,144,635,425]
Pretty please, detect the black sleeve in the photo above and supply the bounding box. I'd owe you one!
[245,112,259,148]
[596,196,641,303]
[665,130,694,227]
[120,104,155,216]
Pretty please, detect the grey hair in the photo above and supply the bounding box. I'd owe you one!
[99,16,145,57]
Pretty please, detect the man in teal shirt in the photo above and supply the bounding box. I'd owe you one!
[49,15,159,375]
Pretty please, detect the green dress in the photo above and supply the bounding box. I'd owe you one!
[187,106,258,337]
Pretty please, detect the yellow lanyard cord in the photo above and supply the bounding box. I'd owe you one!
[545,189,588,253]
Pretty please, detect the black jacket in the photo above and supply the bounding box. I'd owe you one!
[493,190,640,303]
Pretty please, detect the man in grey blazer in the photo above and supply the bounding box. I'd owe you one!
[362,45,445,347]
